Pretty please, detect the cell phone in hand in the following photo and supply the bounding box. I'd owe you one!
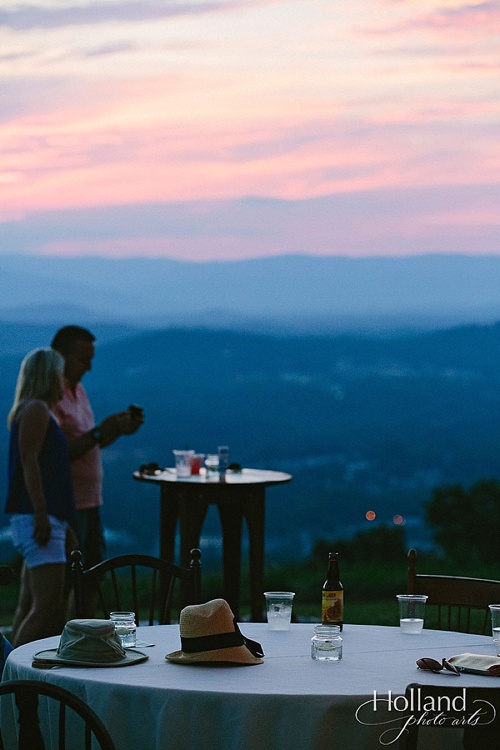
[129,404,144,418]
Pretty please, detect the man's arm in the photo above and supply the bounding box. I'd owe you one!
[66,409,144,459]
[66,430,101,461]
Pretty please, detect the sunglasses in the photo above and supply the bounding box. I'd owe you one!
[416,657,460,676]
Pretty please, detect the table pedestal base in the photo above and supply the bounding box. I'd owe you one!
[159,482,266,621]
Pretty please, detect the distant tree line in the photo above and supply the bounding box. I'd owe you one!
[425,478,500,565]
[313,478,500,571]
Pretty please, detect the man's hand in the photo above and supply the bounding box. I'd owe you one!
[99,409,144,447]
[123,406,145,435]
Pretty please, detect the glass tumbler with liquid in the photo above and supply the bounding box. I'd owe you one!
[397,595,428,634]
[110,611,137,647]
[311,625,343,661]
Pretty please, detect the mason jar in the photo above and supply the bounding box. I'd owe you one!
[311,624,343,661]
[110,611,136,647]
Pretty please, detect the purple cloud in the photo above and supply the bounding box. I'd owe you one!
[0,0,271,30]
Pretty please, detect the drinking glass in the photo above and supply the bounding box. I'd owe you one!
[173,450,194,477]
[264,591,295,631]
[110,611,137,647]
[397,594,427,634]
[204,454,219,476]
[311,625,343,661]
[189,454,205,475]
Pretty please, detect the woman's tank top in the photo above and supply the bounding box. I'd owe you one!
[6,414,77,522]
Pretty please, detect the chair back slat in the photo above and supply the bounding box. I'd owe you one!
[59,703,66,750]
[110,571,122,611]
[481,608,490,634]
[96,583,109,619]
[161,578,177,625]
[16,688,44,750]
[148,569,159,625]
[130,565,139,621]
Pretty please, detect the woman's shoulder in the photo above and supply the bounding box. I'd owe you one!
[16,399,51,423]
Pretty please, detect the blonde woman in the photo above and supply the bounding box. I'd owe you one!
[6,348,77,646]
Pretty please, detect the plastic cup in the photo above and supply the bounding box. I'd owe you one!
[264,591,295,631]
[173,449,194,477]
[489,604,500,654]
[189,454,205,475]
[397,594,428,634]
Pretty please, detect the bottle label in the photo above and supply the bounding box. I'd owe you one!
[322,591,344,623]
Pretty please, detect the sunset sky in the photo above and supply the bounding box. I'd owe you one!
[1,0,499,260]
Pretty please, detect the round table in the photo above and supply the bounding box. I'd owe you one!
[2,623,498,750]
[133,468,292,620]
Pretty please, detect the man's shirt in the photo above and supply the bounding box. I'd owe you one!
[54,380,103,510]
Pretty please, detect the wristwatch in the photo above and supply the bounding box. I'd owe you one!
[89,427,102,446]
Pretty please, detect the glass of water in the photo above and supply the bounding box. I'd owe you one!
[264,591,295,631]
[110,611,137,647]
[311,624,343,661]
[204,454,219,476]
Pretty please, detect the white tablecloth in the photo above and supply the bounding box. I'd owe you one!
[2,624,498,750]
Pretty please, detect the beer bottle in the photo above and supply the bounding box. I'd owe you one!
[321,552,344,630]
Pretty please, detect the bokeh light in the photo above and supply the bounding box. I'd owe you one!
[393,514,406,526]
[365,510,376,521]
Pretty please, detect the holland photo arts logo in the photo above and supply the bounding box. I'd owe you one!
[355,686,497,746]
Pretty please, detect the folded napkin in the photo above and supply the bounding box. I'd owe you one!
[447,653,500,676]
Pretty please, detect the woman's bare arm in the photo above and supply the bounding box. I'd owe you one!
[17,400,52,546]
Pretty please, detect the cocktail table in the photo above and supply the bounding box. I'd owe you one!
[133,468,292,620]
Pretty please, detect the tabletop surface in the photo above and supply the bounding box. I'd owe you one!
[4,624,499,750]
[133,467,292,486]
[5,622,498,697]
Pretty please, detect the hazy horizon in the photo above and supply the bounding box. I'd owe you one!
[2,253,500,335]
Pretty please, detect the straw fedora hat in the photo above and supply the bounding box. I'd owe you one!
[33,619,149,667]
[166,599,264,665]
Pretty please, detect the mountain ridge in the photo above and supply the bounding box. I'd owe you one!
[2,253,500,332]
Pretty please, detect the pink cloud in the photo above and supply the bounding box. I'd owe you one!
[1,1,497,263]
[1,79,498,219]
[366,1,500,40]
[6,180,498,261]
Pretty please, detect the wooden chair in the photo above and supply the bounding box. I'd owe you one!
[407,548,500,634]
[0,679,116,750]
[71,548,201,624]
[399,682,500,749]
